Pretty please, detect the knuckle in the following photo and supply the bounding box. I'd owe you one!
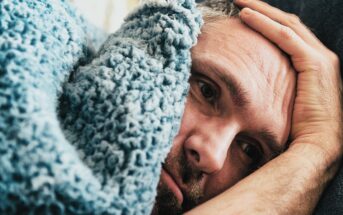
[329,51,340,65]
[280,26,296,40]
[323,50,340,71]
[288,14,301,26]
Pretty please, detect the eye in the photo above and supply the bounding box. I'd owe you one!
[198,80,218,105]
[238,140,263,168]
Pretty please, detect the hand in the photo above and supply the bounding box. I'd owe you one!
[234,0,342,169]
[185,1,342,214]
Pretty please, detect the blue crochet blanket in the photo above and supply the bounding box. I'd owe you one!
[0,0,202,214]
[1,0,342,214]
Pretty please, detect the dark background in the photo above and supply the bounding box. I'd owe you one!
[196,0,343,214]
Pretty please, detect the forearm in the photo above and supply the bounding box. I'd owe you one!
[185,141,342,215]
[185,0,343,213]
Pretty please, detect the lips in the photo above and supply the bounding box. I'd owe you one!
[161,168,184,205]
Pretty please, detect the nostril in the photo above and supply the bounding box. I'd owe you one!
[190,149,200,162]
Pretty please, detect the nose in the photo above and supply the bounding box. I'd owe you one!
[184,121,239,174]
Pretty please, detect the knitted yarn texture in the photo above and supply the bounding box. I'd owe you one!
[0,0,202,214]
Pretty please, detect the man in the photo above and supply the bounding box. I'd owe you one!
[152,0,342,214]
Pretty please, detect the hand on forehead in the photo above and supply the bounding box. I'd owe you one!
[192,15,296,143]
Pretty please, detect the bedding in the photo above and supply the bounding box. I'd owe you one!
[0,0,202,214]
[1,0,342,214]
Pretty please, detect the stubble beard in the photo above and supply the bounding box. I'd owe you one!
[152,149,204,215]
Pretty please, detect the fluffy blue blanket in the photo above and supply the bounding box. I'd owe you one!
[0,0,202,214]
[1,0,342,214]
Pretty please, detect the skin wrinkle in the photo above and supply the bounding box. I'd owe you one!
[237,29,280,111]
[202,18,293,161]
[236,24,294,140]
[225,19,291,111]
[192,49,257,110]
[192,59,250,108]
[190,57,290,151]
[152,13,296,215]
[198,19,291,127]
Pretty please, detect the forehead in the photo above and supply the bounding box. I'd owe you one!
[191,17,296,144]
[193,18,291,82]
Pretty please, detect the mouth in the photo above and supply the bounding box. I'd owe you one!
[161,167,184,205]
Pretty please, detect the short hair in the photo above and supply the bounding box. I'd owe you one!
[197,0,240,22]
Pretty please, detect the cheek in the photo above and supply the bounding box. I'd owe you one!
[202,144,251,200]
[168,96,207,169]
[167,99,196,157]
[176,97,202,136]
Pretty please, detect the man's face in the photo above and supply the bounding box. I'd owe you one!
[152,18,296,215]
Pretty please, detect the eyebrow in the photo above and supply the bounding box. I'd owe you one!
[192,58,284,155]
[258,129,284,157]
[192,59,249,108]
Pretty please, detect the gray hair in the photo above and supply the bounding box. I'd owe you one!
[197,0,240,22]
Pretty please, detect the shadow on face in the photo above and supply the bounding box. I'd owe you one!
[152,17,296,215]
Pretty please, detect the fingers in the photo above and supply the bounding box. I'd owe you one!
[238,8,312,61]
[234,0,325,50]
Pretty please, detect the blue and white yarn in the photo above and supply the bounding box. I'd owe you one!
[0,0,202,214]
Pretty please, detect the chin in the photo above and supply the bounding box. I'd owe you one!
[152,180,183,215]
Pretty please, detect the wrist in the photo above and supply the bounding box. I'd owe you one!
[288,140,342,182]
